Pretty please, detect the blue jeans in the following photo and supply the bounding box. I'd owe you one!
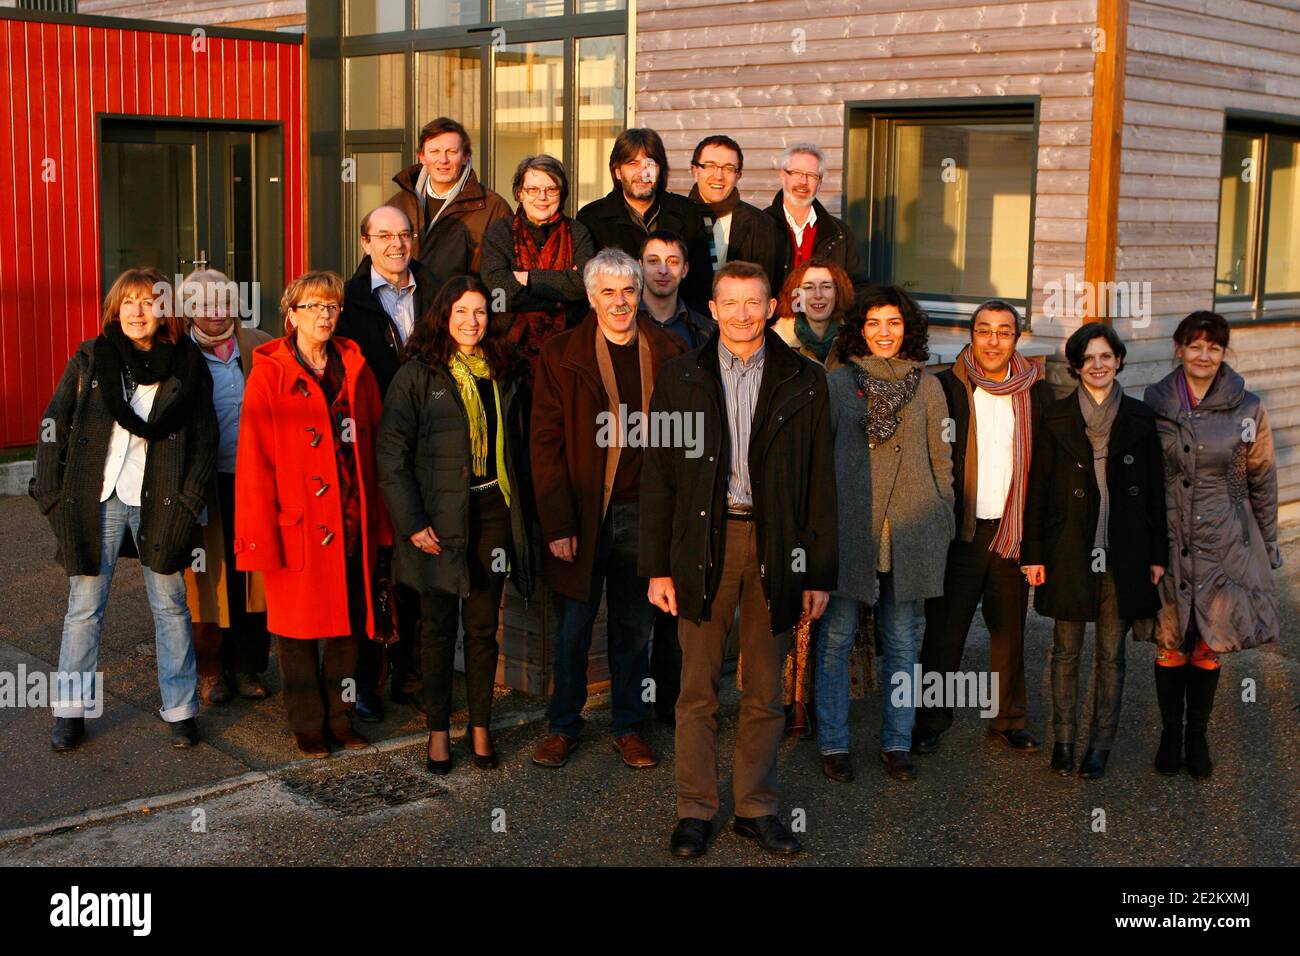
[54,494,198,722]
[813,595,860,755]
[875,574,923,752]
[546,501,653,739]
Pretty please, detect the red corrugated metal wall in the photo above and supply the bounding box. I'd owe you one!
[0,16,306,448]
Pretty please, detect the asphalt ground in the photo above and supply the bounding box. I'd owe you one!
[0,493,1296,866]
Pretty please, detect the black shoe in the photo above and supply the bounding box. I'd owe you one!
[733,815,802,855]
[1184,666,1220,780]
[1050,742,1075,776]
[468,731,498,770]
[1079,747,1109,780]
[989,727,1040,752]
[51,717,85,752]
[912,730,941,754]
[821,752,854,783]
[355,691,385,723]
[879,750,917,781]
[170,717,199,748]
[669,818,712,858]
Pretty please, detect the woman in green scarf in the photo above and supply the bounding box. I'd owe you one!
[772,257,854,373]
[377,276,536,774]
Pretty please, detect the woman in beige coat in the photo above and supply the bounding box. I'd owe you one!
[1141,311,1280,780]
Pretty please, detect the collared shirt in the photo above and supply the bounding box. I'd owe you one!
[371,266,418,345]
[194,332,244,473]
[710,211,733,267]
[642,298,696,349]
[100,379,159,506]
[972,367,1015,519]
[784,201,818,249]
[718,339,766,509]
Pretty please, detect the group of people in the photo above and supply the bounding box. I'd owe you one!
[33,118,1282,860]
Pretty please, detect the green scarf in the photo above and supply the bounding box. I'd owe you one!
[449,351,511,507]
[794,314,837,362]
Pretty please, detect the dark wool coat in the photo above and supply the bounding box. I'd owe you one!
[376,357,535,601]
[479,214,596,335]
[576,188,715,313]
[530,312,685,602]
[763,192,869,289]
[33,336,218,577]
[233,336,392,639]
[386,164,512,285]
[1021,389,1168,623]
[337,256,438,398]
[1142,365,1281,652]
[638,331,838,635]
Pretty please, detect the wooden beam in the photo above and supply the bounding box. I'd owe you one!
[1084,0,1129,323]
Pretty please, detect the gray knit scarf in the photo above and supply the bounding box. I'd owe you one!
[852,355,922,447]
[1078,383,1121,550]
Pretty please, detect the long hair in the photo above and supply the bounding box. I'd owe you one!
[608,128,669,200]
[836,284,930,364]
[101,268,183,344]
[776,258,853,321]
[404,275,522,380]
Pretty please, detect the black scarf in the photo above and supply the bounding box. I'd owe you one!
[687,183,741,220]
[92,324,204,440]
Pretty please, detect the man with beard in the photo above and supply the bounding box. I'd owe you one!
[764,142,869,290]
[688,135,784,296]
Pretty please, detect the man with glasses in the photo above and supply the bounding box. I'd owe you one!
[764,142,869,290]
[913,300,1055,757]
[338,204,435,721]
[687,135,784,296]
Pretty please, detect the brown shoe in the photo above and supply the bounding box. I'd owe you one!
[200,674,231,705]
[531,733,578,768]
[234,673,268,699]
[330,725,370,750]
[293,732,330,759]
[612,732,659,768]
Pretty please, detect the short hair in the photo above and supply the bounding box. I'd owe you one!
[101,267,182,345]
[178,268,239,324]
[1064,323,1127,379]
[780,142,826,176]
[359,205,412,237]
[511,153,569,209]
[638,229,688,261]
[776,258,854,321]
[691,134,744,173]
[280,270,345,334]
[608,127,669,199]
[583,248,643,297]
[1172,310,1230,350]
[417,116,472,157]
[711,260,771,301]
[970,298,1022,338]
[836,284,930,364]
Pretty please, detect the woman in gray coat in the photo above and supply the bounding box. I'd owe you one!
[816,286,955,783]
[1142,311,1281,779]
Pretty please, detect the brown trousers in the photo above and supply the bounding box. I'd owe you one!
[676,519,789,820]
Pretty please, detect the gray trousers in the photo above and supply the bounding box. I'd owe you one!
[1051,570,1130,749]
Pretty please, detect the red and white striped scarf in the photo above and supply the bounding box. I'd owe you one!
[954,345,1041,561]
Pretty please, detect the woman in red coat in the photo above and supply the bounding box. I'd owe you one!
[234,271,391,758]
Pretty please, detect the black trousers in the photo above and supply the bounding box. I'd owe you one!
[917,518,1029,735]
[421,487,511,732]
[214,471,269,675]
[650,608,681,719]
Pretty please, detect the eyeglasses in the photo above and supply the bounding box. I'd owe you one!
[692,161,739,177]
[521,186,561,199]
[294,302,341,316]
[972,327,1016,341]
[800,282,836,296]
[364,231,412,244]
[782,168,823,183]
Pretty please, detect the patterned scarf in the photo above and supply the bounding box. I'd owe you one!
[291,335,361,556]
[449,351,512,507]
[505,208,574,371]
[953,345,1041,560]
[851,356,921,446]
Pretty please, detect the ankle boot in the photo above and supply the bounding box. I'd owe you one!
[1184,666,1220,779]
[1153,663,1187,775]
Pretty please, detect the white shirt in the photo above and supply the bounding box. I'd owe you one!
[100,379,159,506]
[784,201,818,248]
[972,369,1015,520]
[712,211,733,265]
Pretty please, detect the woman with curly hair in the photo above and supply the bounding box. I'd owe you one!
[815,285,954,782]
[771,257,854,372]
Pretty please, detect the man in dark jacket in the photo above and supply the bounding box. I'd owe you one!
[386,116,512,286]
[688,135,784,296]
[337,204,435,719]
[914,299,1056,757]
[640,260,837,859]
[764,142,869,290]
[639,231,715,351]
[529,249,686,772]
[576,128,714,314]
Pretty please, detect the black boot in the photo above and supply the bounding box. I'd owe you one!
[1078,747,1109,780]
[51,717,85,752]
[1152,663,1187,775]
[1184,666,1220,779]
[1050,742,1075,776]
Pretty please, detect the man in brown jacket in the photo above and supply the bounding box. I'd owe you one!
[529,248,685,771]
[386,116,511,289]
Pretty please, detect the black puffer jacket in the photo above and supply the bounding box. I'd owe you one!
[376,356,535,600]
[33,337,218,576]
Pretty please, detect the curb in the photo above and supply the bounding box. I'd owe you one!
[0,459,34,498]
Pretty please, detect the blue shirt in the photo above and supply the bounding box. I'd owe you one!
[372,266,417,345]
[196,334,244,474]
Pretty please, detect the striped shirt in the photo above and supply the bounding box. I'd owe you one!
[718,339,766,509]
[371,266,418,346]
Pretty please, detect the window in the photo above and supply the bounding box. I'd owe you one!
[1217,120,1300,319]
[350,150,403,247]
[347,54,405,131]
[847,105,1036,326]
[493,41,565,198]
